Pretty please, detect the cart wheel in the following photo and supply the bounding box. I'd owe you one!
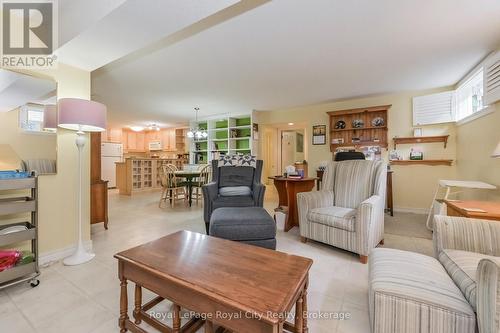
[30,279,40,288]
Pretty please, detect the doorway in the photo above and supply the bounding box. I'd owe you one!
[281,129,305,172]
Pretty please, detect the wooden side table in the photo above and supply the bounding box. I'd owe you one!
[444,200,500,221]
[269,177,317,232]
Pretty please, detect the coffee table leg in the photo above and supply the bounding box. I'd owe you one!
[205,320,214,333]
[119,278,129,333]
[303,277,309,333]
[295,291,304,333]
[133,284,142,324]
[172,304,181,333]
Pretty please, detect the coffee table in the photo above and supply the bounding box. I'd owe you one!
[114,230,313,333]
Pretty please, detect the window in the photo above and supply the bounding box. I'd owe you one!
[19,104,45,132]
[455,68,484,121]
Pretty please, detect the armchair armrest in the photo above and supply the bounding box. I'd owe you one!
[202,182,219,223]
[477,258,500,333]
[356,195,384,255]
[252,183,266,207]
[297,190,334,233]
[433,215,500,257]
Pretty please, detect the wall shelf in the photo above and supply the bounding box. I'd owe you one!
[393,135,449,149]
[390,159,453,166]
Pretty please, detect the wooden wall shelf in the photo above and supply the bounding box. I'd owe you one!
[393,135,449,149]
[327,105,391,152]
[390,159,453,166]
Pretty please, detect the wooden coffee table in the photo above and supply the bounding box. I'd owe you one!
[114,230,313,333]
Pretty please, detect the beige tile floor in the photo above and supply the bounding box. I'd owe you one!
[0,186,432,333]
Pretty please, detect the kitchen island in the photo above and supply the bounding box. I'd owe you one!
[116,158,187,195]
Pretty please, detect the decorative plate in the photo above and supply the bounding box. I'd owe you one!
[335,120,346,129]
[352,119,364,128]
[371,117,385,127]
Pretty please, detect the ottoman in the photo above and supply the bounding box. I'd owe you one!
[209,207,277,250]
[369,248,476,333]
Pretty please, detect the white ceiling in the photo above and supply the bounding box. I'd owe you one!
[0,70,56,113]
[56,0,239,71]
[85,0,500,128]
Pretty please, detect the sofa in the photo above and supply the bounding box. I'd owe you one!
[369,215,500,333]
[297,160,386,263]
[202,156,265,234]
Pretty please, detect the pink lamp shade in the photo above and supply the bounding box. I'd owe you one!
[43,104,57,130]
[57,98,106,132]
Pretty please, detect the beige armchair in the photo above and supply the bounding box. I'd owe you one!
[297,160,386,263]
[434,215,500,333]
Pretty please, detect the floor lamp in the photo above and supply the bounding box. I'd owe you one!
[57,98,107,266]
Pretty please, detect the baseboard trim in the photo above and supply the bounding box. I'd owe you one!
[393,207,429,215]
[39,240,93,266]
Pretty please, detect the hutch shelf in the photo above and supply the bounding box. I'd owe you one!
[327,105,391,152]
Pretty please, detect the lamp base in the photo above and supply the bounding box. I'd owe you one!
[63,247,95,266]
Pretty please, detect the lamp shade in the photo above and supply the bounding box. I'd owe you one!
[43,104,57,130]
[492,142,500,158]
[57,98,106,132]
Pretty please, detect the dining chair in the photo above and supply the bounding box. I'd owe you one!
[191,164,212,205]
[159,164,187,208]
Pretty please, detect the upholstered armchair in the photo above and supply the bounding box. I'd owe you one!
[297,160,386,263]
[202,157,265,234]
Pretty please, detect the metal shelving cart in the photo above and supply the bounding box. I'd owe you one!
[0,171,40,289]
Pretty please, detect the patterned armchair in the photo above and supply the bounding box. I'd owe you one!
[202,155,265,234]
[297,160,386,263]
[434,215,500,333]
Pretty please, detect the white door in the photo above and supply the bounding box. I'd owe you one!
[101,156,121,188]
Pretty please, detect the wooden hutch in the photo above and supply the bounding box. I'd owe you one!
[327,105,391,152]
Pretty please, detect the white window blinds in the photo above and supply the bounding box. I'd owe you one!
[412,91,456,126]
[484,51,500,105]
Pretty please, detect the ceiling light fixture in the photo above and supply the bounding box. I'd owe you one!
[186,107,208,139]
[148,124,160,131]
[130,126,144,132]
[288,122,294,126]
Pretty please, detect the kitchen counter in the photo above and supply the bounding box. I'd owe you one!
[115,158,188,195]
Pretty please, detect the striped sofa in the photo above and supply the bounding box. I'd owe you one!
[297,160,386,263]
[369,215,500,333]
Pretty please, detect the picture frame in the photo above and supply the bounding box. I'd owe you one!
[312,125,326,145]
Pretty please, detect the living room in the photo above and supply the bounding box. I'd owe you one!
[1,1,500,333]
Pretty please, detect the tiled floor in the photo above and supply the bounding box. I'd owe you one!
[0,187,432,333]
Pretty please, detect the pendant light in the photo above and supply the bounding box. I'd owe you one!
[187,107,208,139]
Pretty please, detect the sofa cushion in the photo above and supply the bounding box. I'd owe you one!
[218,166,254,187]
[439,249,500,312]
[369,248,476,333]
[307,206,356,232]
[219,186,252,197]
[210,207,276,241]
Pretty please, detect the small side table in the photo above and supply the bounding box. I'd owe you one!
[444,200,500,221]
[269,176,317,232]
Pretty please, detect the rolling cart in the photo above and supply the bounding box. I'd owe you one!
[0,171,40,289]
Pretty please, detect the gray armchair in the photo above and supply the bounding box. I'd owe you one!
[202,159,265,233]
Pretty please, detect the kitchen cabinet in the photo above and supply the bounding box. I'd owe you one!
[161,129,176,151]
[124,131,146,152]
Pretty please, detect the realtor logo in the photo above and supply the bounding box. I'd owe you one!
[1,0,57,68]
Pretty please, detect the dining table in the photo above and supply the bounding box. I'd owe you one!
[174,170,201,207]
